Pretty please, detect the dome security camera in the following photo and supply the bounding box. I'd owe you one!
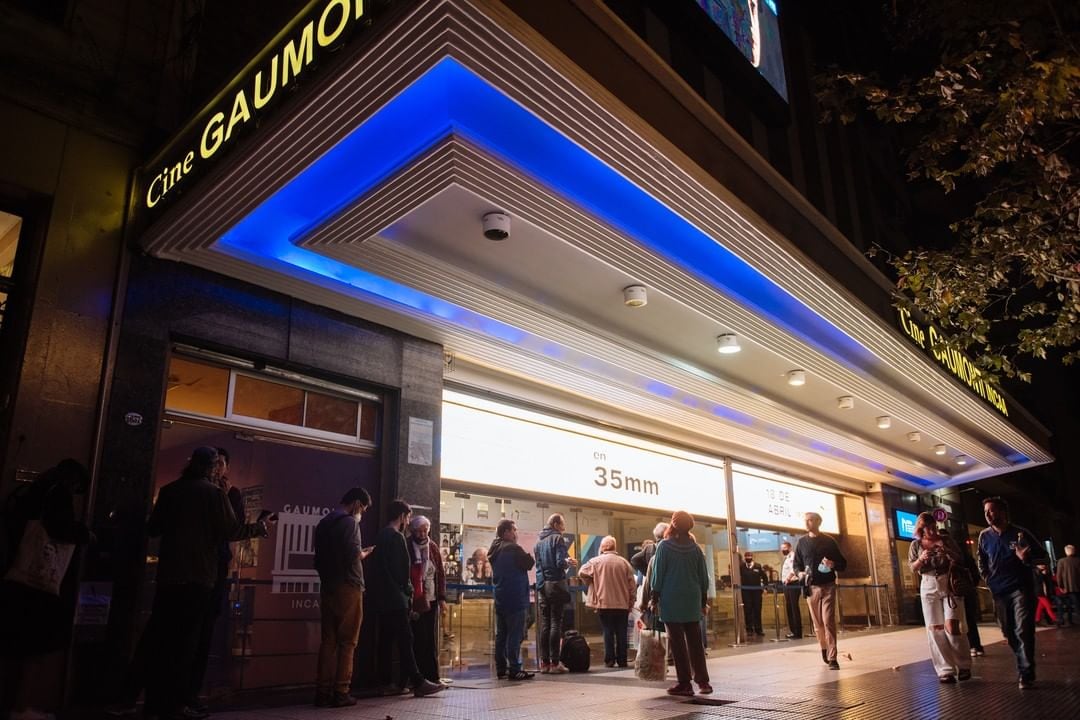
[482,211,511,240]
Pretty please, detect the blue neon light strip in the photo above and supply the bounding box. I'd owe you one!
[211,57,947,478]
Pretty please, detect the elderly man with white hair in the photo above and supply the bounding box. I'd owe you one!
[578,536,637,668]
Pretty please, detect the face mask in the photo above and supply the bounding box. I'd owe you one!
[781,548,790,556]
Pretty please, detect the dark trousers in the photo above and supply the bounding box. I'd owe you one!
[144,583,213,714]
[187,579,227,703]
[962,590,983,650]
[1063,591,1080,625]
[783,584,803,636]
[538,598,566,665]
[742,588,763,633]
[665,621,708,686]
[597,609,629,665]
[377,608,423,688]
[993,588,1036,681]
[410,605,440,683]
[494,608,527,674]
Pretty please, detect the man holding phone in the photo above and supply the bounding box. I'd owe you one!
[313,487,372,707]
[978,496,1046,689]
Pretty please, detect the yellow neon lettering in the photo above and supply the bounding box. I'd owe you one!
[318,0,349,47]
[201,112,225,159]
[146,173,163,208]
[355,0,364,20]
[282,22,314,86]
[226,90,251,142]
[254,57,279,109]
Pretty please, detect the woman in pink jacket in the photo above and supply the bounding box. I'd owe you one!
[578,536,637,667]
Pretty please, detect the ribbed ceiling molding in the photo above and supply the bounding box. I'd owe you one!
[142,0,1050,487]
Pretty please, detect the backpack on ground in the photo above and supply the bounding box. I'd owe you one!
[559,629,591,672]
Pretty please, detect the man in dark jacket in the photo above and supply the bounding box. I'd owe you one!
[312,487,372,707]
[533,513,577,673]
[977,496,1046,689]
[793,511,847,670]
[142,447,268,720]
[371,499,444,698]
[739,551,766,637]
[490,519,535,680]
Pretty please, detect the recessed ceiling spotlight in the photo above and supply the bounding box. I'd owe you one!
[716,333,741,354]
[907,432,921,442]
[876,416,892,429]
[837,395,855,410]
[955,455,969,466]
[933,444,947,455]
[622,284,648,307]
[786,370,806,386]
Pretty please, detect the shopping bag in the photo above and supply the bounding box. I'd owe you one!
[634,625,667,681]
[3,519,75,595]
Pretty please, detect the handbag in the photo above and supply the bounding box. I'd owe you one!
[634,617,667,681]
[542,579,571,604]
[3,519,76,596]
[946,560,973,598]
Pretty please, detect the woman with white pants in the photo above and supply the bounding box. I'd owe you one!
[908,512,972,683]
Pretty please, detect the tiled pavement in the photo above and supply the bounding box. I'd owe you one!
[204,624,1079,720]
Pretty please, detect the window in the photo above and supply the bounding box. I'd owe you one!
[0,211,23,333]
[164,354,379,446]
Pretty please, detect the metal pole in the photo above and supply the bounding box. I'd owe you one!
[723,458,747,647]
[836,586,845,635]
[770,583,789,642]
[864,584,872,629]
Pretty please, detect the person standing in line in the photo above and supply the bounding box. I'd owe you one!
[780,540,803,639]
[908,512,972,683]
[142,447,269,720]
[533,513,578,674]
[488,519,536,680]
[312,487,371,707]
[793,511,847,670]
[739,551,766,637]
[1056,544,1080,627]
[977,496,1045,690]
[407,515,446,684]
[578,536,636,668]
[648,511,711,696]
[371,499,445,698]
[955,535,986,657]
[630,522,669,576]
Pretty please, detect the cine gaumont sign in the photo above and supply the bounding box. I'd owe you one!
[133,0,382,224]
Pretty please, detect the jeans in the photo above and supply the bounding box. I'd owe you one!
[919,574,971,678]
[377,608,424,688]
[1063,591,1080,625]
[962,589,983,650]
[316,584,364,696]
[538,598,566,665]
[597,609,629,665]
[807,584,838,662]
[993,587,1036,681]
[495,607,527,674]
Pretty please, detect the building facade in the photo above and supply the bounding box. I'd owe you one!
[0,0,1053,709]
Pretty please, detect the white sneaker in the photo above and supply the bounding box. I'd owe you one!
[549,664,569,674]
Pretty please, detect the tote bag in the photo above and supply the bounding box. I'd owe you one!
[4,519,75,595]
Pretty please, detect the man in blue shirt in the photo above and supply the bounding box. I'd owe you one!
[977,496,1045,689]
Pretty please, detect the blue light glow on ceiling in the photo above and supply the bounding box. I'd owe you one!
[210,56,939,480]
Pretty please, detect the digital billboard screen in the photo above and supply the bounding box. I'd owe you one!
[695,0,788,101]
[895,510,918,540]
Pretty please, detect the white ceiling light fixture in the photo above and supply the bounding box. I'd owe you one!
[716,333,741,354]
[622,284,648,307]
[955,455,969,466]
[933,444,947,455]
[786,370,806,386]
[876,416,892,429]
[837,395,854,410]
[907,431,921,442]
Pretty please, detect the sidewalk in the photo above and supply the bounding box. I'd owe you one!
[209,624,1079,720]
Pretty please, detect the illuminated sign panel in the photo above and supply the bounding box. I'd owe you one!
[134,0,376,223]
[441,396,728,518]
[897,307,1009,417]
[695,0,788,101]
[731,471,839,533]
[895,509,918,540]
